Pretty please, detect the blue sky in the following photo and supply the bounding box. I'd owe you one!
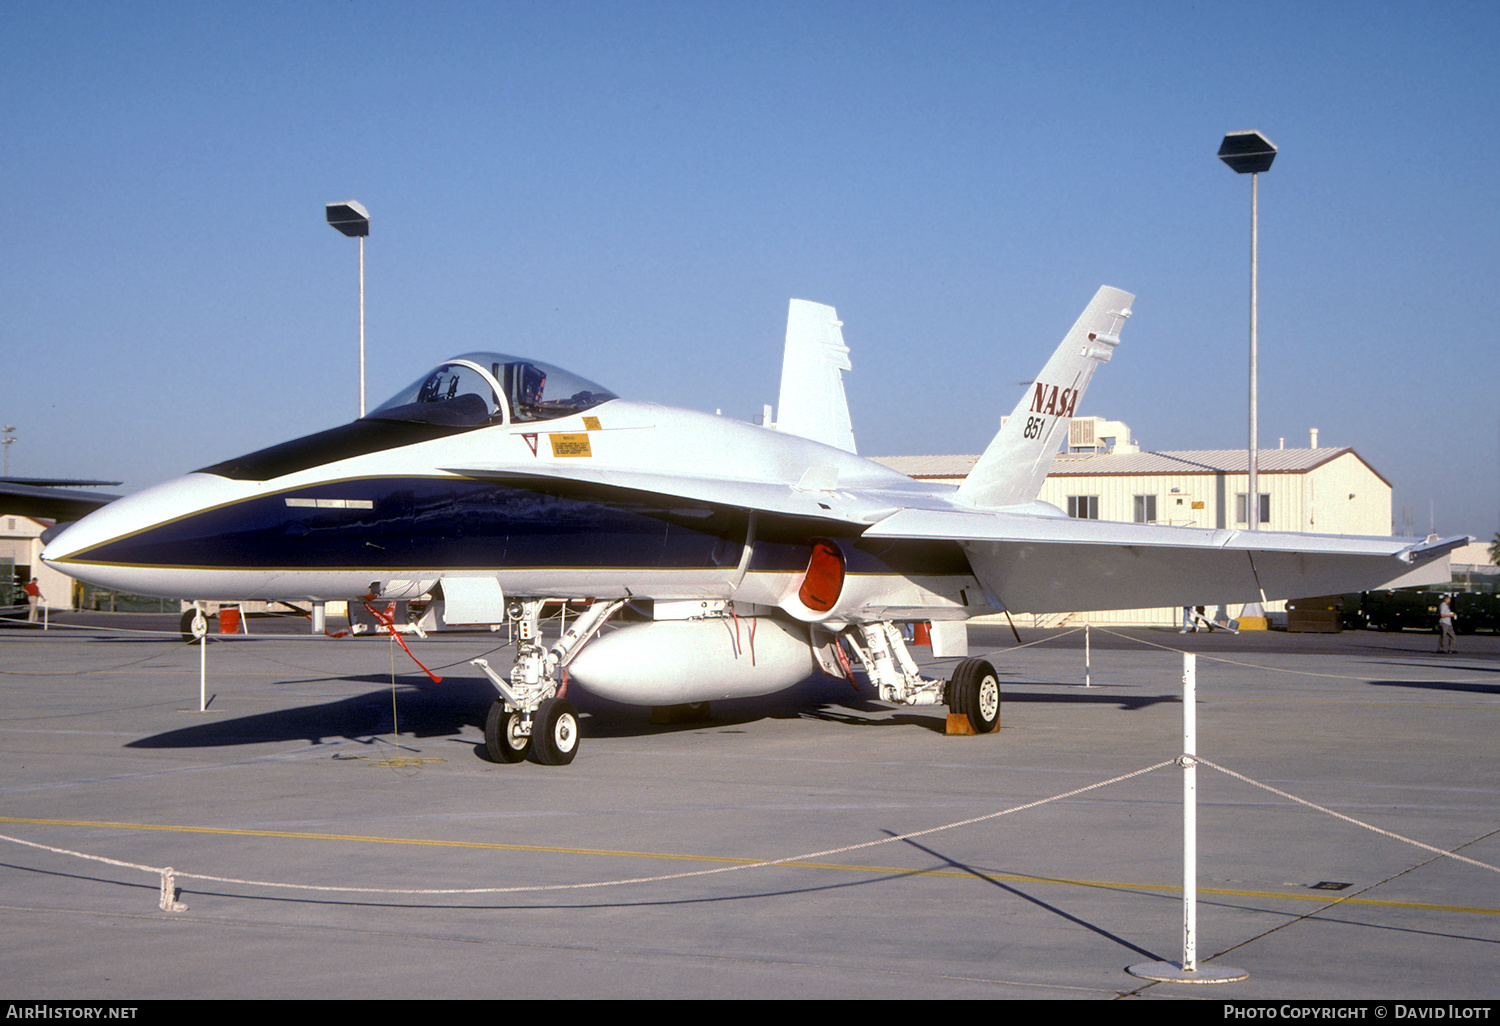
[3,1,1496,540]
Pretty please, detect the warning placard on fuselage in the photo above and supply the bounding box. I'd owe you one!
[548,433,593,457]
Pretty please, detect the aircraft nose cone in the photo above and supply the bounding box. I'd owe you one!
[38,522,82,564]
[37,473,255,595]
[39,521,73,550]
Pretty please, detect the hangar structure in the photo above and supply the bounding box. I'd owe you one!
[1,477,119,613]
[874,421,1399,626]
[1,515,71,613]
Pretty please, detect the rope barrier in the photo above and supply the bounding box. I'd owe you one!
[986,620,1494,688]
[4,746,1494,911]
[0,829,188,911]
[1087,623,1483,684]
[0,646,187,676]
[0,618,186,638]
[0,761,1175,908]
[994,625,1085,653]
[1,617,1493,915]
[1195,757,1500,875]
[0,615,518,680]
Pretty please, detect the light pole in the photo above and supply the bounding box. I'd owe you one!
[1218,131,1276,533]
[326,200,370,417]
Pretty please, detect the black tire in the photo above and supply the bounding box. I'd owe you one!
[949,658,1000,734]
[948,659,971,719]
[484,700,529,764]
[532,697,580,766]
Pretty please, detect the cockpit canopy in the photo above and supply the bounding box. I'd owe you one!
[196,353,618,481]
[368,353,618,427]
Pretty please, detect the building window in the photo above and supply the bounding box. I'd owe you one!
[1067,495,1099,520]
[1133,495,1157,523]
[1236,493,1270,525]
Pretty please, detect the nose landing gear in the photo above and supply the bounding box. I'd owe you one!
[473,597,624,766]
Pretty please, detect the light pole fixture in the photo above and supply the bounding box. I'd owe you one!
[1218,130,1276,532]
[326,200,370,417]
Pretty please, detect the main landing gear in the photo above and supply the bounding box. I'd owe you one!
[471,598,622,766]
[837,622,1000,735]
[473,603,998,766]
[946,656,1001,734]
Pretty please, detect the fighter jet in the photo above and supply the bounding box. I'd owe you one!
[40,287,1461,764]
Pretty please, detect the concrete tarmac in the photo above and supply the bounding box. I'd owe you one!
[1,613,1496,1001]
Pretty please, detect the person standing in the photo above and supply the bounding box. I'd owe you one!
[23,577,43,623]
[1437,595,1457,654]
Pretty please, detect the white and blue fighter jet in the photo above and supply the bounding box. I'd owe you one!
[40,287,1461,764]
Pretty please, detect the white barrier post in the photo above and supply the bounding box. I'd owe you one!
[1183,651,1198,969]
[1128,652,1247,983]
[192,603,209,712]
[1084,623,1091,686]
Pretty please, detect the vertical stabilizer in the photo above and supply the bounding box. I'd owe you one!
[775,299,857,454]
[954,286,1134,509]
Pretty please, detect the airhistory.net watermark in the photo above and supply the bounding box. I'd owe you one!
[5,1008,138,1020]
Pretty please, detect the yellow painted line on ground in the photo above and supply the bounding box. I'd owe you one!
[4,815,1495,916]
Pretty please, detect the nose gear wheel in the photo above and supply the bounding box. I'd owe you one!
[484,700,530,763]
[532,697,579,766]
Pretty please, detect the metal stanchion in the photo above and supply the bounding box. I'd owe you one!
[192,603,209,712]
[1128,652,1247,984]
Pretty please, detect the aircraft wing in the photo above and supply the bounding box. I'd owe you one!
[864,507,1465,613]
[445,456,1461,612]
[0,478,120,521]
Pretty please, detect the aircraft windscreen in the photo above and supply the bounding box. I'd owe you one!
[367,353,617,426]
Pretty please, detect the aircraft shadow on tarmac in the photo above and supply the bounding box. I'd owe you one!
[1372,655,1500,675]
[123,673,499,749]
[1368,677,1499,696]
[123,667,1178,753]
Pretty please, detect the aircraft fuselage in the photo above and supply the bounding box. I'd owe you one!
[41,399,986,623]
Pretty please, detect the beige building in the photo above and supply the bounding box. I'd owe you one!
[874,424,1398,626]
[1450,541,1499,591]
[1,514,72,613]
